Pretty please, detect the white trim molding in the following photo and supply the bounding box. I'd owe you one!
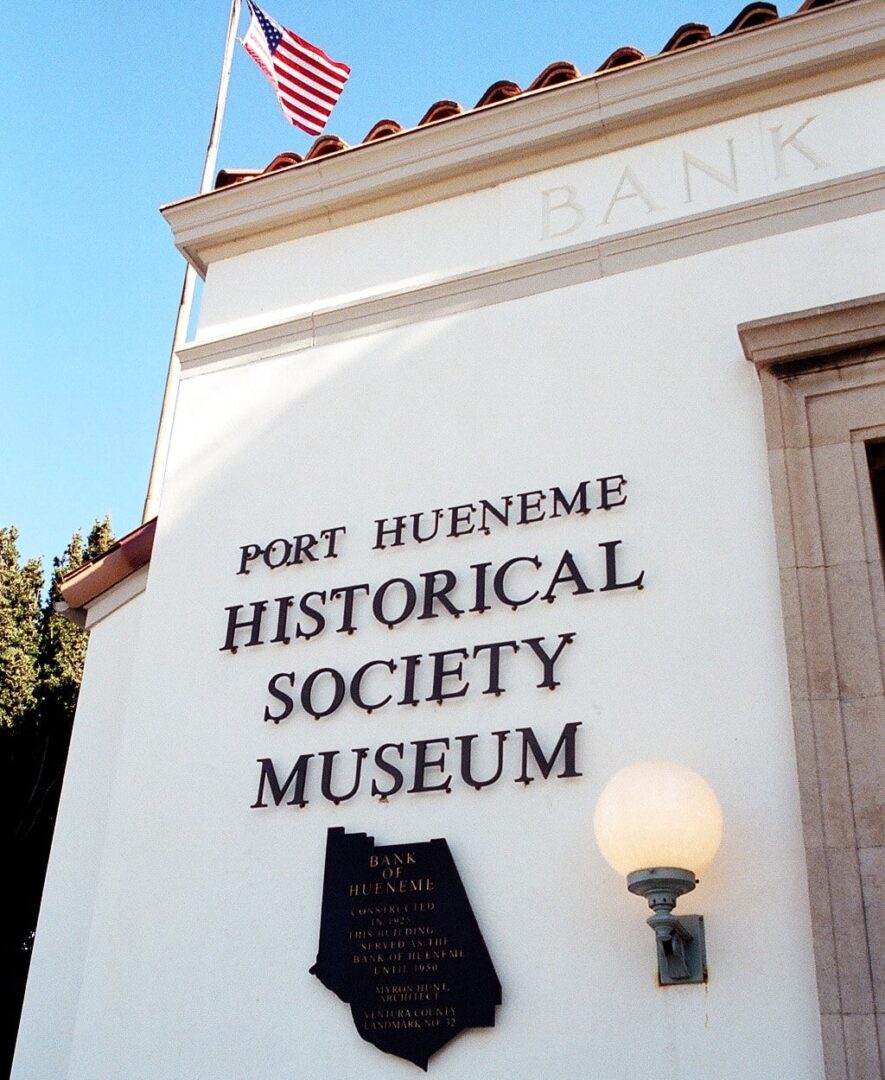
[177,167,885,380]
[83,565,150,631]
[161,0,885,277]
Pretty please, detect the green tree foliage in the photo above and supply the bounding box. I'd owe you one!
[38,517,113,725]
[0,528,43,728]
[0,517,114,1075]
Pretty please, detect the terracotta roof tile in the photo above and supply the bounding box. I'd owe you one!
[264,151,303,171]
[363,118,403,142]
[474,80,523,108]
[722,2,780,33]
[59,518,157,612]
[527,61,581,90]
[661,22,713,50]
[595,46,646,71]
[213,0,859,190]
[215,168,263,189]
[418,99,464,125]
[216,152,302,188]
[304,134,349,159]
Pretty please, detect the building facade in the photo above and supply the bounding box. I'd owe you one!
[13,1,884,1076]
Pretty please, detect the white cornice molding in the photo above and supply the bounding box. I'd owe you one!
[82,565,150,631]
[176,166,885,380]
[162,0,884,277]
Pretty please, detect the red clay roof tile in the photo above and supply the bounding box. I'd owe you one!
[661,22,713,50]
[418,99,464,125]
[304,134,349,159]
[265,151,303,171]
[363,118,403,141]
[596,45,646,71]
[474,80,523,108]
[214,167,263,189]
[60,518,157,612]
[722,2,780,32]
[527,61,581,90]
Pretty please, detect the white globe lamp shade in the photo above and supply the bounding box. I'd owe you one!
[593,761,723,877]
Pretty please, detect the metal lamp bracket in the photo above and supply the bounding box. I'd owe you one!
[626,867,708,985]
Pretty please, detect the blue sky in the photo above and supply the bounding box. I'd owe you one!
[3,0,755,567]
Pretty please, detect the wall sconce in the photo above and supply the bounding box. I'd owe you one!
[593,761,722,985]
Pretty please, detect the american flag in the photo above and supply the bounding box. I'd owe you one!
[242,0,350,135]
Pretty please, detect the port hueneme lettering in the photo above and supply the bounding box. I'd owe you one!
[215,475,645,809]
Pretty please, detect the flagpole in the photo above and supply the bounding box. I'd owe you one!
[143,0,243,523]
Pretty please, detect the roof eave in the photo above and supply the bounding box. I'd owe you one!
[59,517,157,618]
[161,0,884,278]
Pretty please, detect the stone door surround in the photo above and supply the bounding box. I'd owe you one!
[740,294,885,1080]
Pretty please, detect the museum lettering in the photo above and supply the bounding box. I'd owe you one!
[251,721,583,808]
[216,474,644,809]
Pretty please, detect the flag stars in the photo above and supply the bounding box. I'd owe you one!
[242,1,350,135]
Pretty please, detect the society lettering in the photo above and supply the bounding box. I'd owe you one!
[216,474,646,809]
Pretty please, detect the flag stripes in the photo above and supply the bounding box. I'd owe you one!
[276,62,341,106]
[242,0,350,135]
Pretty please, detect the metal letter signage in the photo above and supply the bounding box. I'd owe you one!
[311,827,502,1069]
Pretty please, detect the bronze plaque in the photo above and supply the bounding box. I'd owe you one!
[311,827,501,1069]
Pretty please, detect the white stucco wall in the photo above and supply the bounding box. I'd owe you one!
[12,578,147,1079]
[195,81,883,342]
[54,218,885,1079]
[16,57,885,1080]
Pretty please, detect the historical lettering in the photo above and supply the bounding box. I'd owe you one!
[214,473,643,808]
